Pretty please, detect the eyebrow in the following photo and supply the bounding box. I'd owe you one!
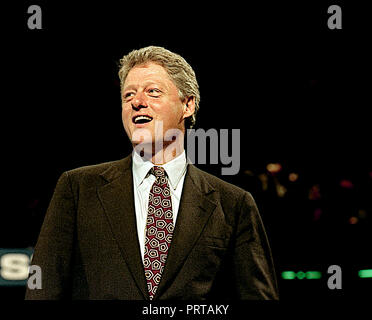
[123,81,164,92]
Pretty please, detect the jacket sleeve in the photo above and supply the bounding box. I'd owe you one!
[232,192,279,300]
[25,171,76,300]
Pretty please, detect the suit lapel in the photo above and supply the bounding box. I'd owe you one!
[154,164,217,299]
[97,156,149,300]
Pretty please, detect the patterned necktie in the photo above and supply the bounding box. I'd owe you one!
[144,166,174,300]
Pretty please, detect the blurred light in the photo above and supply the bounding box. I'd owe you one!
[244,170,254,176]
[349,216,358,224]
[313,208,322,221]
[276,184,287,197]
[288,172,299,182]
[358,269,372,278]
[306,271,322,279]
[358,209,367,219]
[340,179,354,189]
[281,271,296,280]
[266,163,282,174]
[28,199,39,209]
[308,79,318,87]
[369,172,372,179]
[309,184,321,200]
[281,271,322,280]
[296,271,306,279]
[258,173,268,191]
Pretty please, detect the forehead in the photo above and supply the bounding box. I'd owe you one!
[124,62,172,88]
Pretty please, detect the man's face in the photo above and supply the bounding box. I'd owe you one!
[121,62,191,146]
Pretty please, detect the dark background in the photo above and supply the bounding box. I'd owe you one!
[1,1,371,300]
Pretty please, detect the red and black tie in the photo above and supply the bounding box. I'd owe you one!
[143,166,174,299]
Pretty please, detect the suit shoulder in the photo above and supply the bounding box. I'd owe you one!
[66,159,122,176]
[191,165,250,199]
[63,156,130,185]
[189,166,258,225]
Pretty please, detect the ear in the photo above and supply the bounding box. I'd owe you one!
[182,96,195,120]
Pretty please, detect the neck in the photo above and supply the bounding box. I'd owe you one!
[133,139,184,164]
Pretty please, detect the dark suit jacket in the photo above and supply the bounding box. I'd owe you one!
[25,155,279,300]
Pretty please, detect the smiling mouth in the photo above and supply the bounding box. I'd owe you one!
[132,115,153,124]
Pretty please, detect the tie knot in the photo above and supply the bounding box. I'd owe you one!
[150,166,166,181]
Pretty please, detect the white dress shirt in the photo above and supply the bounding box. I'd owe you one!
[132,150,187,263]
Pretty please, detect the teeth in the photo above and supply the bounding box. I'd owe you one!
[134,115,152,123]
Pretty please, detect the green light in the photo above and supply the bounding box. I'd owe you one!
[358,269,372,278]
[306,271,322,279]
[281,271,296,280]
[296,271,306,279]
[281,270,322,280]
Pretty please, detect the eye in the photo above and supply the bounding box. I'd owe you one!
[148,88,161,97]
[124,92,135,100]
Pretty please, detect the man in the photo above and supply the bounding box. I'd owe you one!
[25,46,279,300]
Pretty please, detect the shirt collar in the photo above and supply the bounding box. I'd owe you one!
[132,150,187,190]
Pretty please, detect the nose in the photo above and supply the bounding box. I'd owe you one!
[132,92,148,111]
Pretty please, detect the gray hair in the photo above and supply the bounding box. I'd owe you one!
[118,46,200,128]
